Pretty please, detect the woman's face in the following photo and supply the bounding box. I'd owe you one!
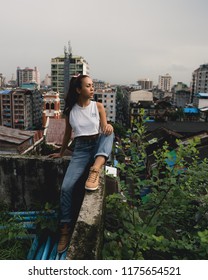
[78,77,94,99]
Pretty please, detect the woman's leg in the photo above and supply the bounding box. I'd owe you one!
[60,140,95,224]
[60,157,89,225]
[58,139,95,252]
[85,133,114,190]
[94,132,115,160]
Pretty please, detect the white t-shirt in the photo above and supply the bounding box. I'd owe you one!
[69,101,100,138]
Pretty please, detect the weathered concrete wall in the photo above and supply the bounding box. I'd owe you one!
[0,155,116,259]
[0,155,69,210]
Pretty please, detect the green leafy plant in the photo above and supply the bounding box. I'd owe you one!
[0,203,58,260]
[0,212,32,260]
[103,111,208,259]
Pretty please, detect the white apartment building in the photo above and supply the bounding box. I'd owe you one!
[94,89,116,123]
[158,73,172,92]
[17,66,40,87]
[51,53,89,111]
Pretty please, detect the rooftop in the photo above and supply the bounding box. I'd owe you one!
[0,126,34,145]
[45,118,65,146]
[145,121,208,135]
[183,108,199,113]
[130,90,153,102]
[0,89,12,95]
[196,93,208,98]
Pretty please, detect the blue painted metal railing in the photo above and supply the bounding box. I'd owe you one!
[0,210,68,260]
[27,233,67,260]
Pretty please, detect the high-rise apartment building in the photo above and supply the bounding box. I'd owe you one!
[191,63,208,98]
[137,78,153,90]
[158,73,172,92]
[171,82,190,107]
[51,44,89,111]
[94,89,116,123]
[17,66,40,87]
[0,89,12,126]
[190,63,208,105]
[0,87,42,129]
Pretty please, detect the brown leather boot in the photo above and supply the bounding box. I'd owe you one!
[57,224,71,253]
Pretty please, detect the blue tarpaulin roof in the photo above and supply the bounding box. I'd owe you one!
[0,89,12,94]
[183,107,199,113]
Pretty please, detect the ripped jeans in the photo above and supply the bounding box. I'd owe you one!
[60,132,114,225]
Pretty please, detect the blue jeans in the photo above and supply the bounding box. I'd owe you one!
[60,132,114,225]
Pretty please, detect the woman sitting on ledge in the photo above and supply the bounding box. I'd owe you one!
[49,74,114,253]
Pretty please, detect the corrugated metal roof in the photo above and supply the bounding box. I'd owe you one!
[199,107,208,112]
[0,125,34,144]
[197,93,208,98]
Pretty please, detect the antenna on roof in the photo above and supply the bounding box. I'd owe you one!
[68,41,72,55]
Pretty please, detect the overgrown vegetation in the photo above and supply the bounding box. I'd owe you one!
[0,203,58,260]
[103,112,208,259]
[0,211,32,259]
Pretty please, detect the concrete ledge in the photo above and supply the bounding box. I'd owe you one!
[66,172,106,260]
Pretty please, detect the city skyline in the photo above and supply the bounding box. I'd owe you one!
[0,0,208,86]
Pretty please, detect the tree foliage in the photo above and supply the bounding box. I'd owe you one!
[103,111,208,259]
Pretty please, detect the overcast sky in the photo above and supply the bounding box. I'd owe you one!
[1,0,208,86]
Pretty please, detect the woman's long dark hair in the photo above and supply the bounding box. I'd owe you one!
[63,74,89,116]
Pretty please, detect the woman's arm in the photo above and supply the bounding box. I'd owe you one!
[96,102,114,135]
[49,116,72,158]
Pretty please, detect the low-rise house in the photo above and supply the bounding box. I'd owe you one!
[0,126,43,154]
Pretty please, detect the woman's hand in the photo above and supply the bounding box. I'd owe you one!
[48,153,62,159]
[103,124,114,135]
